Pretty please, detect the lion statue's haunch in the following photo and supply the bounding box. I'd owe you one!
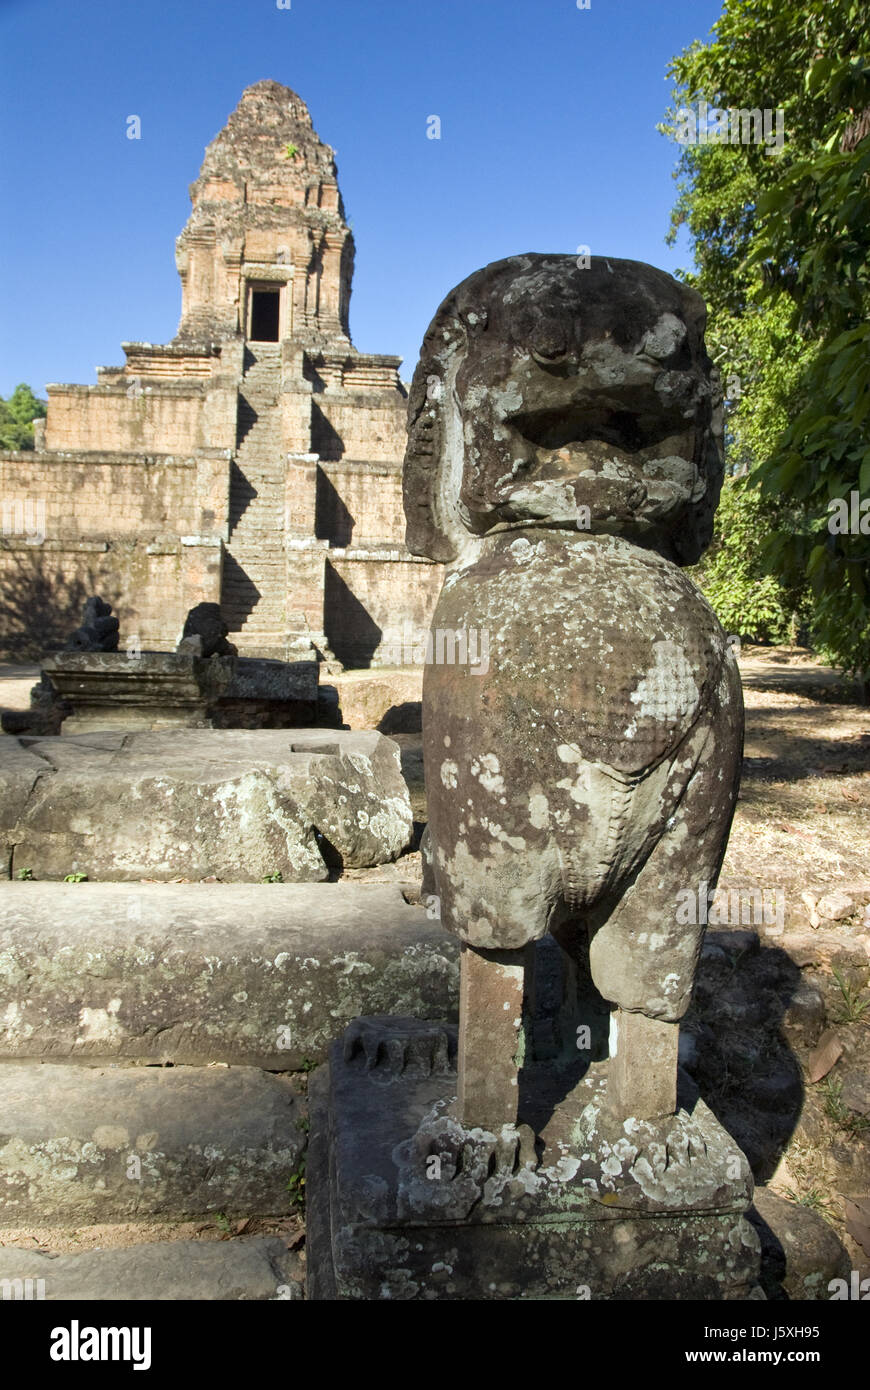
[404,254,742,1032]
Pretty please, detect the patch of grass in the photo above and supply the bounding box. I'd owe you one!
[16,867,33,880]
[261,871,284,883]
[287,1157,306,1210]
[785,1185,837,1218]
[63,872,88,883]
[214,1212,231,1235]
[830,966,870,1024]
[298,1057,317,1073]
[820,1077,870,1136]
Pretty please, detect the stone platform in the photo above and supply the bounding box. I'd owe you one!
[40,651,319,733]
[42,651,235,732]
[307,1017,762,1301]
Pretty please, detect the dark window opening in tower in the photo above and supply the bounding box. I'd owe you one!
[250,289,280,341]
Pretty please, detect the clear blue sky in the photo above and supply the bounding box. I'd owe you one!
[0,0,722,398]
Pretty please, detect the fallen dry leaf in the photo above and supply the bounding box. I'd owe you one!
[776,822,814,839]
[234,1218,252,1235]
[806,1028,844,1084]
[844,1198,870,1257]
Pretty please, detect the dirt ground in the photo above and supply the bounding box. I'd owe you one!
[2,647,867,1278]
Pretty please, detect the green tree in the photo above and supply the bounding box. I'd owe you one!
[661,0,870,683]
[692,475,810,644]
[0,383,47,451]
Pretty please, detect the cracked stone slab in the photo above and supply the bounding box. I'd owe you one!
[0,882,458,1066]
[0,1235,304,1300]
[0,739,47,875]
[0,1064,305,1224]
[2,728,412,881]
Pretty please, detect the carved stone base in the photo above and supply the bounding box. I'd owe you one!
[306,1018,762,1301]
[43,652,233,732]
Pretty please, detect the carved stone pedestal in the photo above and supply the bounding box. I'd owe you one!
[43,652,235,732]
[42,652,318,732]
[306,1017,762,1302]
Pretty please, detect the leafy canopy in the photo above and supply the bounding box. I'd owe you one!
[661,0,870,677]
[0,384,47,452]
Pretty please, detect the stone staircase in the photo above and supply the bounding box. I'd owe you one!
[0,880,449,1301]
[222,345,289,659]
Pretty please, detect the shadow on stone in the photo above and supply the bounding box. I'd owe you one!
[683,935,806,1183]
[376,701,422,734]
[324,563,381,668]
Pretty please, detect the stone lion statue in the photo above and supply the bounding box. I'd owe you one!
[403,254,742,1125]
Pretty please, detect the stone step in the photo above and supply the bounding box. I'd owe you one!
[229,610,287,626]
[0,1064,305,1224]
[221,596,285,619]
[233,468,282,479]
[226,538,283,548]
[0,1235,303,1301]
[0,883,451,1068]
[236,433,283,450]
[222,583,283,597]
[222,544,283,561]
[221,594,285,612]
[226,525,284,537]
[221,568,284,583]
[224,623,288,638]
[235,454,282,468]
[226,528,283,537]
[222,610,286,628]
[222,570,283,584]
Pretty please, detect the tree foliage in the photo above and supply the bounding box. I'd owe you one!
[691,475,810,644]
[661,0,870,678]
[0,384,47,452]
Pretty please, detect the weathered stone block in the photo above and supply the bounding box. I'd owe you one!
[0,1236,303,1302]
[3,728,413,880]
[0,1064,305,1224]
[43,650,234,732]
[0,883,457,1066]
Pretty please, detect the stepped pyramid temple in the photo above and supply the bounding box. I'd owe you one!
[0,81,441,665]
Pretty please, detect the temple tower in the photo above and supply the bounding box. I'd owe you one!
[2,82,442,665]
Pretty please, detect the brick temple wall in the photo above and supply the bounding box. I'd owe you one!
[316,463,406,547]
[311,394,407,464]
[324,553,443,669]
[0,450,227,657]
[44,388,208,455]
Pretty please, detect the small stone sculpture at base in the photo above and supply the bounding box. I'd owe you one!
[306,1016,761,1300]
[178,602,238,658]
[65,597,119,653]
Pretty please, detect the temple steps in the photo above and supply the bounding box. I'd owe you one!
[0,1062,304,1226]
[0,1236,303,1302]
[0,880,445,1297]
[223,352,288,644]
